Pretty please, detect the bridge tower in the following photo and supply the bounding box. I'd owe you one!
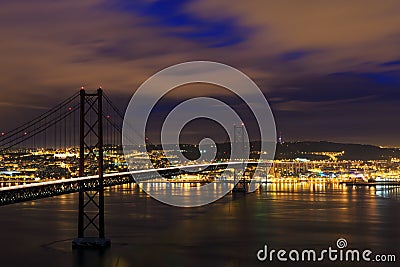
[232,123,247,192]
[72,88,110,248]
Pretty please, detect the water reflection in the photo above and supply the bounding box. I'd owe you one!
[376,185,400,200]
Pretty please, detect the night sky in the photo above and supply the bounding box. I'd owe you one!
[1,1,400,146]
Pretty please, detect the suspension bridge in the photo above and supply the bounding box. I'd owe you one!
[0,88,259,248]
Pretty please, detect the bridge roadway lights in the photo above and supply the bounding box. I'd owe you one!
[72,237,111,249]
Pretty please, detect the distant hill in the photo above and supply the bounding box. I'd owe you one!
[147,141,400,161]
[275,141,400,160]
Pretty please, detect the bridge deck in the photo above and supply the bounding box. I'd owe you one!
[0,162,261,206]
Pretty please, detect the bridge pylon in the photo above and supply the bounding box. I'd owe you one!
[72,88,110,248]
[232,124,247,193]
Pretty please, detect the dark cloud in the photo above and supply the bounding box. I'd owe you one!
[108,0,252,48]
[278,50,316,62]
[1,0,400,145]
[380,60,400,67]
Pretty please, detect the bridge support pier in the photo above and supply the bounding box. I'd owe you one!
[72,88,110,249]
[232,124,248,193]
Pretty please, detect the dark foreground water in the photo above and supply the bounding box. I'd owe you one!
[0,183,399,267]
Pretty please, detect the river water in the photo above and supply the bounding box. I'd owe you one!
[0,182,399,267]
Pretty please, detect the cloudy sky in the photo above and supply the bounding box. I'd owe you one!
[1,0,400,146]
